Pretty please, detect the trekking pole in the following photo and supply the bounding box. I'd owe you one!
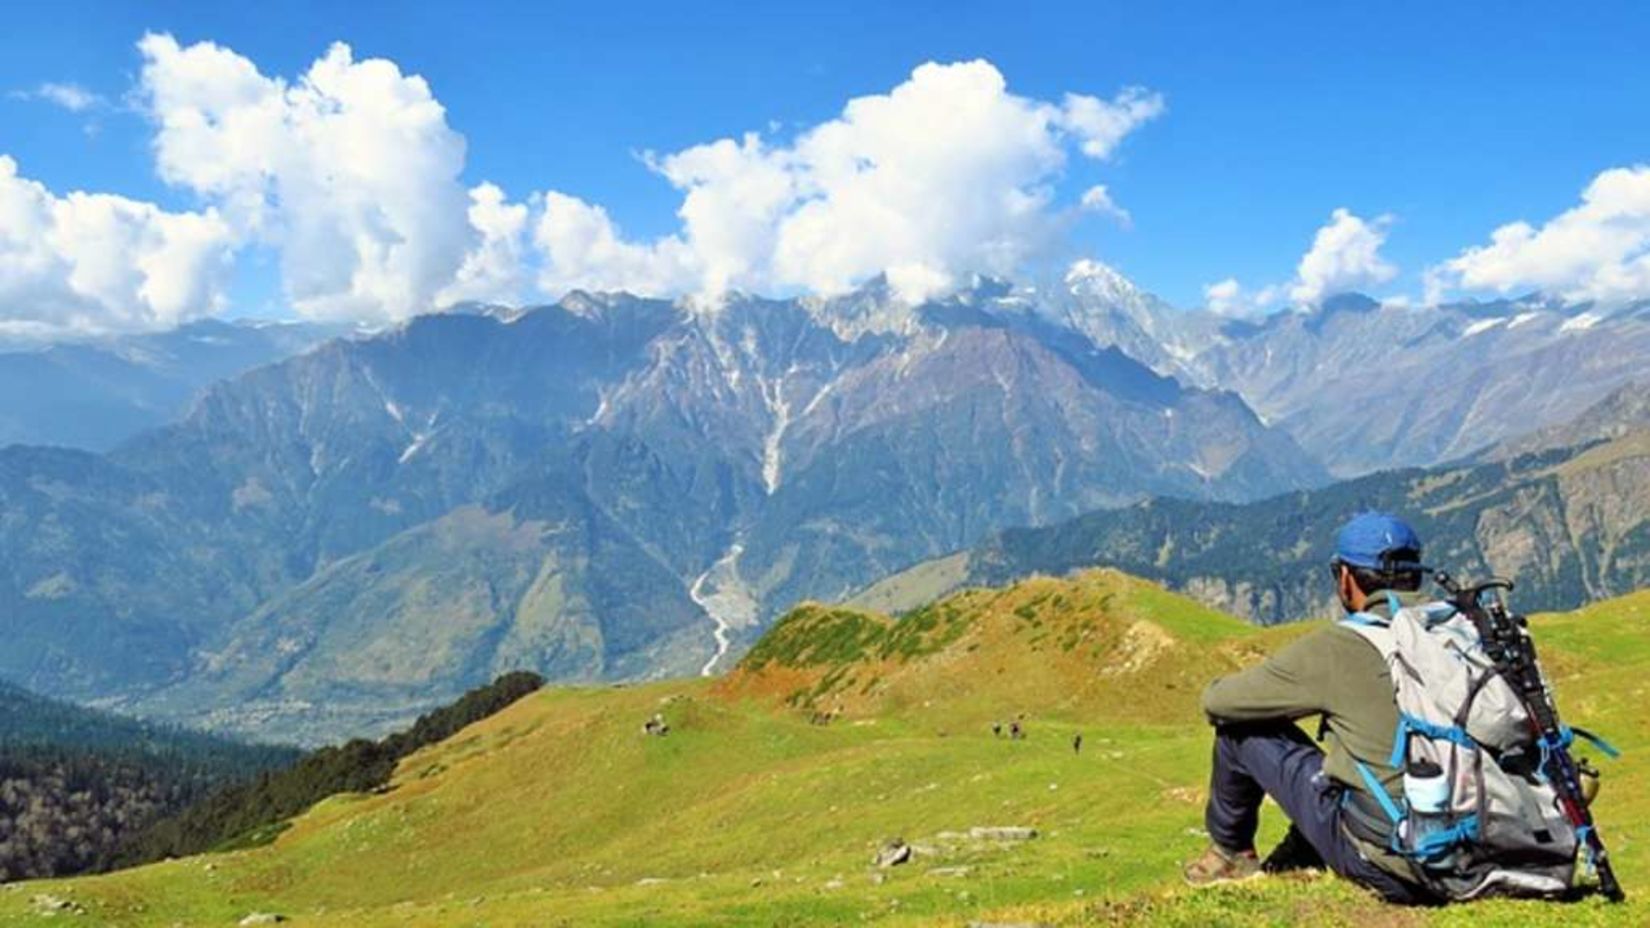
[1434,572,1626,902]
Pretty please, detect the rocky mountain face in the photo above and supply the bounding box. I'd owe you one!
[852,414,1650,626]
[15,264,1642,744]
[0,320,341,451]
[1484,379,1650,460]
[1,285,1321,743]
[1050,264,1650,477]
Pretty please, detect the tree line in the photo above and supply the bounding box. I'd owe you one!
[0,671,542,882]
[115,671,544,867]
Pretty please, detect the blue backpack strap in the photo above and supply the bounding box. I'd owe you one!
[1569,726,1622,759]
[1394,712,1475,754]
[1576,824,1599,874]
[1357,757,1483,863]
[1389,713,1474,766]
[1536,726,1621,783]
[1389,716,1411,767]
[1411,814,1480,861]
[1353,758,1403,825]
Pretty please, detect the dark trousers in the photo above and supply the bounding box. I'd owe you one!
[1204,721,1437,906]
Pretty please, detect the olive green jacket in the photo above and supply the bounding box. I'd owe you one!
[1201,591,1426,879]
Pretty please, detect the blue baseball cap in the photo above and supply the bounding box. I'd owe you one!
[1333,512,1424,570]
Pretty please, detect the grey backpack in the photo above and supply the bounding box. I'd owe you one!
[1343,595,1614,900]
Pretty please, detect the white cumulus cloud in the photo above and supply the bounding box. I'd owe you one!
[15,82,106,113]
[1203,208,1395,314]
[136,33,475,325]
[1202,277,1242,310]
[1079,184,1131,226]
[1056,87,1166,159]
[1430,165,1650,305]
[3,44,1165,338]
[1288,208,1396,306]
[437,182,531,307]
[536,60,1164,303]
[1200,277,1281,318]
[533,192,697,297]
[1202,278,1248,316]
[0,155,234,341]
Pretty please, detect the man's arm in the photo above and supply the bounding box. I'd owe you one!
[1201,627,1335,724]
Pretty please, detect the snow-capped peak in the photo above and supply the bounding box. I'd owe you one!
[1065,258,1146,303]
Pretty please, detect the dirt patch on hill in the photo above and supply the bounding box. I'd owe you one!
[1102,621,1175,676]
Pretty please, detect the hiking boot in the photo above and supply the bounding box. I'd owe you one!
[1262,824,1325,874]
[1182,844,1262,886]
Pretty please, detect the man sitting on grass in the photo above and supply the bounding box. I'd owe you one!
[1182,512,1436,905]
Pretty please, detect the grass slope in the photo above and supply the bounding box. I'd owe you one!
[3,571,1645,926]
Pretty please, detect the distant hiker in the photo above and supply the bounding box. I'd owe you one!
[1009,721,1023,741]
[1072,733,1083,755]
[1184,512,1613,904]
[992,722,1003,739]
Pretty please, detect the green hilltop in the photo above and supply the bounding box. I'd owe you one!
[3,571,1645,926]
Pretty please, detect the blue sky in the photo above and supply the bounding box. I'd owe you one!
[3,0,1648,333]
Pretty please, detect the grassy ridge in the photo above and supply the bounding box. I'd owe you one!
[3,572,1644,926]
[115,672,544,867]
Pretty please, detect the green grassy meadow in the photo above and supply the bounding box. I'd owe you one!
[4,571,1646,926]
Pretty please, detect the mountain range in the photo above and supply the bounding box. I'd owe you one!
[1049,261,1650,476]
[0,319,341,451]
[2,265,1647,743]
[3,280,1319,743]
[854,381,1650,624]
